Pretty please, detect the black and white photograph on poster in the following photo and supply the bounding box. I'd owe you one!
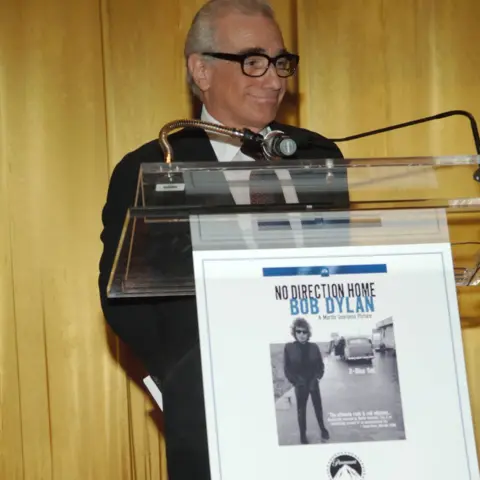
[270,316,406,446]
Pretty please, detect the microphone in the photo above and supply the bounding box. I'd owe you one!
[158,119,297,162]
[329,109,480,183]
[261,130,297,160]
[159,119,264,163]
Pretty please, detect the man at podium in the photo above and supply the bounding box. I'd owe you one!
[98,0,347,478]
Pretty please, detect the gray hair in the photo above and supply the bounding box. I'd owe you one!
[184,0,276,98]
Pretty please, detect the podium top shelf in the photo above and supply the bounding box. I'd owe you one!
[136,154,480,216]
[141,154,480,171]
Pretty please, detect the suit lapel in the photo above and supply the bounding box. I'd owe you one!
[170,127,218,163]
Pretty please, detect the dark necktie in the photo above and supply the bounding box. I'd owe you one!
[249,168,285,205]
[240,141,285,205]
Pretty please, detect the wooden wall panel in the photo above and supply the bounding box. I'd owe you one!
[464,327,480,444]
[381,0,480,156]
[0,0,478,478]
[297,0,389,156]
[270,0,299,126]
[297,0,480,158]
[0,6,23,477]
[0,51,24,479]
[2,0,57,474]
[0,0,124,478]
[0,202,23,476]
[101,0,205,166]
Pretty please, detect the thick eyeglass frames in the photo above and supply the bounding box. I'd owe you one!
[202,51,299,78]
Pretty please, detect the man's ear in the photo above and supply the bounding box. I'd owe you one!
[187,54,211,93]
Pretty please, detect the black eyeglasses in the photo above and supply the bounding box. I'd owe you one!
[296,329,308,334]
[202,51,299,78]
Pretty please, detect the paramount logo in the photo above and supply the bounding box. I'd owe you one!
[328,453,364,480]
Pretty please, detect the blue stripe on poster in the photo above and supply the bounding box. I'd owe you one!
[262,264,387,277]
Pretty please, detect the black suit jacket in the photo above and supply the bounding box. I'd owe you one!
[284,341,325,386]
[98,121,349,480]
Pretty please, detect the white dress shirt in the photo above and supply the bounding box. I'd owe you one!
[200,106,299,205]
[200,106,306,250]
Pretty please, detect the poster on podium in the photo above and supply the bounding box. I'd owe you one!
[192,228,479,480]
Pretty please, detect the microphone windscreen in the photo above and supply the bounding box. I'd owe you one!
[280,138,297,156]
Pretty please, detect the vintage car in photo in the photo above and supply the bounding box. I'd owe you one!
[339,335,375,363]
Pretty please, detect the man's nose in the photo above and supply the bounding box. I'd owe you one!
[262,63,283,89]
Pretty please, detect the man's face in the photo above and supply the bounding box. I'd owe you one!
[193,11,289,132]
[295,327,309,344]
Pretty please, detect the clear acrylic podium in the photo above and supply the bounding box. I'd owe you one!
[107,155,480,315]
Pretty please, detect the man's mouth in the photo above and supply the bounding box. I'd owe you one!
[250,95,278,103]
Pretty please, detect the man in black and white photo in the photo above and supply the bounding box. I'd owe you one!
[283,317,330,444]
